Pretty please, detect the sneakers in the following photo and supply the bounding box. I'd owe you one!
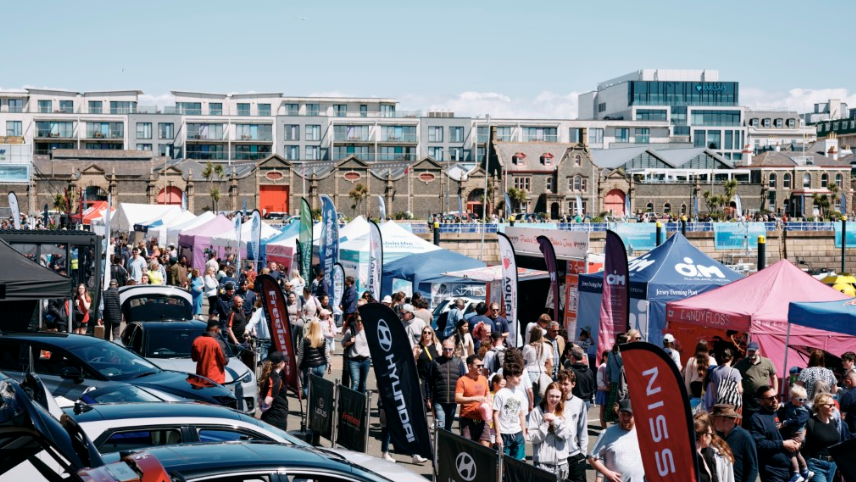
[802,470,814,482]
[411,455,428,464]
[382,453,396,463]
[788,475,804,482]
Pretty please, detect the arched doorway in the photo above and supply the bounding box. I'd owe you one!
[83,186,108,207]
[550,202,559,220]
[604,189,626,215]
[157,186,183,205]
[467,189,485,217]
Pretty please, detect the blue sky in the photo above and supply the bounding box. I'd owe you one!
[3,0,854,118]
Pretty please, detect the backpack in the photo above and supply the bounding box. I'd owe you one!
[490,347,506,374]
[715,367,742,408]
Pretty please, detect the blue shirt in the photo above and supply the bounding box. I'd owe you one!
[341,285,357,314]
[723,425,758,482]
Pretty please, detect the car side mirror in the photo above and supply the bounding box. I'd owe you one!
[60,366,83,382]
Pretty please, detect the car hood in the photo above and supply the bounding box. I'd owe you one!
[130,370,235,404]
[318,448,426,482]
[147,358,251,384]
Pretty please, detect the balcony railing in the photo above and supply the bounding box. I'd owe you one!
[1,106,24,113]
[522,134,558,142]
[231,151,271,160]
[334,134,372,142]
[36,130,74,138]
[380,134,418,143]
[234,134,273,142]
[86,130,124,139]
[186,150,228,160]
[186,133,225,141]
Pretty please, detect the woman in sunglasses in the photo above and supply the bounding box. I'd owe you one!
[801,393,850,482]
[694,413,734,482]
[413,326,441,402]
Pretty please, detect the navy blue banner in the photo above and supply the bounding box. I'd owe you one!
[320,195,339,296]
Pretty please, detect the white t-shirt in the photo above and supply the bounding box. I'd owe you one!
[404,317,426,348]
[497,367,533,407]
[589,425,645,482]
[493,385,527,435]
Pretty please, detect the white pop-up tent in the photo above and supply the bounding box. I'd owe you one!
[167,211,216,246]
[106,203,183,232]
[144,210,198,244]
[209,219,281,250]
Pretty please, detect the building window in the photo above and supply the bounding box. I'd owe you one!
[725,131,734,151]
[588,128,604,145]
[496,126,513,142]
[88,101,102,114]
[428,147,443,161]
[159,144,175,157]
[768,173,776,188]
[646,203,654,212]
[305,104,319,116]
[836,173,843,188]
[136,122,152,139]
[36,121,73,138]
[305,125,321,141]
[360,105,367,117]
[8,99,22,113]
[707,131,721,150]
[284,145,300,160]
[6,121,22,137]
[284,125,300,141]
[477,147,486,162]
[333,145,369,160]
[803,173,811,188]
[136,143,152,151]
[635,109,667,121]
[664,203,671,214]
[762,118,771,128]
[283,104,299,116]
[333,105,347,117]
[450,126,464,142]
[774,118,783,128]
[187,123,223,140]
[615,128,629,143]
[689,110,742,126]
[158,123,174,140]
[783,173,791,189]
[380,105,395,117]
[787,118,796,128]
[237,103,250,116]
[750,118,759,127]
[209,103,223,116]
[635,128,650,144]
[569,128,582,143]
[110,101,136,114]
[38,100,52,113]
[821,173,829,188]
[768,191,776,208]
[236,124,272,141]
[428,126,443,142]
[449,147,463,161]
[572,176,581,191]
[382,125,416,142]
[540,154,553,165]
[305,146,320,160]
[176,102,202,115]
[59,100,73,113]
[574,154,582,166]
[681,204,687,215]
[258,104,271,117]
[546,177,553,192]
[513,177,531,191]
[694,130,706,148]
[523,127,556,142]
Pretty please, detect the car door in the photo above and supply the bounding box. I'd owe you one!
[95,425,189,454]
[28,343,104,401]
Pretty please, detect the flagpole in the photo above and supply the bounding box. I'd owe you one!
[480,115,490,261]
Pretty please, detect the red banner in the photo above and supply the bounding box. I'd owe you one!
[255,274,300,398]
[597,230,629,357]
[537,235,560,323]
[622,343,698,482]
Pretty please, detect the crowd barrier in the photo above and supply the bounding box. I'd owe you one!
[402,221,849,233]
[435,428,557,482]
[306,375,372,453]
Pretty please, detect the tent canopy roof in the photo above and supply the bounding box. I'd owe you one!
[382,249,485,297]
[442,265,548,282]
[110,203,182,231]
[0,238,71,302]
[179,214,234,238]
[789,300,856,337]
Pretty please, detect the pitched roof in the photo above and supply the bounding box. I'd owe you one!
[589,147,731,170]
[750,150,851,168]
[495,142,573,172]
[588,147,649,169]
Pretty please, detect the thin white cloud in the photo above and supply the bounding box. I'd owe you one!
[742,87,856,113]
[400,91,581,119]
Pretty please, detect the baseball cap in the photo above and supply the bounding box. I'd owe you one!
[618,399,632,414]
[401,303,415,314]
[382,295,392,303]
[663,333,675,343]
[319,309,331,317]
[224,282,235,291]
[268,352,285,365]
[747,342,759,352]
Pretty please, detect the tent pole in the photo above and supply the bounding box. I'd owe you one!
[782,321,792,397]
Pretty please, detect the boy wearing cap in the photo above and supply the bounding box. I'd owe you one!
[712,404,758,482]
[588,399,645,481]
[662,333,681,371]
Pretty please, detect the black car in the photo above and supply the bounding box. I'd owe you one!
[121,442,396,482]
[0,333,236,409]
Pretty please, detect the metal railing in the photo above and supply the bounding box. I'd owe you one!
[522,134,559,142]
[380,135,418,143]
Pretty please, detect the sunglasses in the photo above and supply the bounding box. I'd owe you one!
[817,403,836,408]
[472,364,484,368]
[422,331,432,335]
[795,398,807,403]
[443,348,454,352]
[759,395,780,401]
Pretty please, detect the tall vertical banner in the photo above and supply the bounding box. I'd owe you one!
[622,343,699,481]
[242,194,247,216]
[564,259,586,339]
[358,303,432,459]
[367,220,383,300]
[299,198,313,278]
[43,204,49,227]
[625,194,631,218]
[103,194,113,290]
[332,263,345,316]
[734,194,743,219]
[597,230,630,357]
[255,274,300,398]
[234,213,243,269]
[377,195,386,221]
[536,235,560,323]
[575,194,584,217]
[181,191,187,212]
[8,192,20,229]
[497,233,519,346]
[504,192,513,216]
[320,195,339,293]
[250,210,261,271]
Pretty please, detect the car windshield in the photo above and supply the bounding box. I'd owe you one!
[124,294,193,322]
[67,341,160,381]
[432,299,453,317]
[145,328,234,359]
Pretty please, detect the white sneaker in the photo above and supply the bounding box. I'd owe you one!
[382,453,396,463]
[411,455,428,464]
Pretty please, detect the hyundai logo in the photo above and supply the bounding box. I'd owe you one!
[455,452,477,481]
[377,319,393,352]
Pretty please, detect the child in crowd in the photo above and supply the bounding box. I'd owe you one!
[493,363,528,460]
[781,385,812,482]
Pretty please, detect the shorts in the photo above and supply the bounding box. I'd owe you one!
[460,418,490,443]
[595,390,608,406]
[73,312,88,329]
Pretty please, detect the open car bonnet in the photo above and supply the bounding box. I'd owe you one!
[119,286,193,322]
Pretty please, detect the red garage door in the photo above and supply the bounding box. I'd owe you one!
[260,185,289,215]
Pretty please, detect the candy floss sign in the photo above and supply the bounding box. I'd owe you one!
[505,227,589,260]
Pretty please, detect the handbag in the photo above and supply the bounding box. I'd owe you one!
[716,367,742,408]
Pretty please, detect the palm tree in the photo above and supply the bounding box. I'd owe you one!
[723,179,738,212]
[829,181,841,216]
[348,183,369,216]
[507,187,528,213]
[812,193,830,219]
[202,161,225,211]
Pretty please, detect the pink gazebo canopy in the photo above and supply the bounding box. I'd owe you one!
[177,215,235,270]
[666,259,853,371]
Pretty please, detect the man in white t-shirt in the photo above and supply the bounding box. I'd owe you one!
[493,363,528,460]
[588,399,645,482]
[400,303,425,348]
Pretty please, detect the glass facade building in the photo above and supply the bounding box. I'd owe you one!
[628,81,739,107]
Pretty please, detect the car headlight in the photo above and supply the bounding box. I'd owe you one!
[236,370,253,384]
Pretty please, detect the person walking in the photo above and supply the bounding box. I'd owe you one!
[341,317,371,393]
[492,361,528,460]
[258,351,289,430]
[414,326,440,406]
[567,346,596,413]
[191,321,227,384]
[589,399,645,482]
[712,404,758,482]
[98,279,122,341]
[596,350,610,430]
[296,319,331,398]
[662,333,682,371]
[529,382,572,479]
[557,370,589,482]
[796,349,838,409]
[400,304,425,348]
[801,392,850,482]
[189,268,204,319]
[695,413,736,482]
[523,325,552,405]
[684,340,718,396]
[319,309,336,357]
[128,246,146,283]
[749,385,800,482]
[340,275,358,330]
[73,283,91,335]
[545,322,565,377]
[604,335,625,425]
[455,354,491,446]
[451,318,475,363]
[705,348,743,412]
[204,266,219,319]
[736,343,778,422]
[428,339,466,432]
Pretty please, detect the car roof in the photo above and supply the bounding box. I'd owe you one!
[133,442,354,475]
[0,332,103,349]
[128,320,207,331]
[65,402,246,424]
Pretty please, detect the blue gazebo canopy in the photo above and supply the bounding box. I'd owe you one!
[788,300,856,336]
[382,250,485,298]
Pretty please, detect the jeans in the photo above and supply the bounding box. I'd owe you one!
[348,358,371,393]
[433,402,457,432]
[501,432,526,460]
[302,364,327,398]
[806,458,837,482]
[381,427,392,453]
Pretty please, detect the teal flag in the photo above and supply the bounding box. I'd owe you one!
[299,198,313,277]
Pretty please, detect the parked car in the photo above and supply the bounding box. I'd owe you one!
[120,320,257,413]
[118,284,194,323]
[0,332,237,409]
[432,296,481,331]
[68,401,425,482]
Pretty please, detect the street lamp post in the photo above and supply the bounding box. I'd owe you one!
[480,116,490,261]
